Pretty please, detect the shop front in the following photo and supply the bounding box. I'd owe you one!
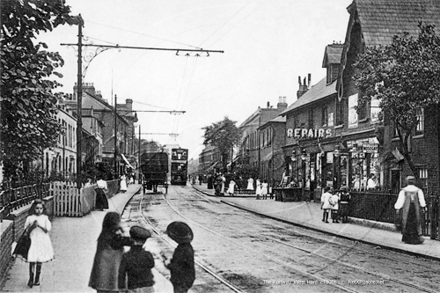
[280,135,381,202]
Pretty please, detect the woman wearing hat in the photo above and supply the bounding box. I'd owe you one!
[394,176,427,244]
[166,221,195,293]
[338,186,351,223]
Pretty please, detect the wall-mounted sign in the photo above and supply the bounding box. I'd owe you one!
[287,128,332,139]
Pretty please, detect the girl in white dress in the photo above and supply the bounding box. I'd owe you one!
[24,199,54,288]
[227,180,236,196]
[255,179,262,200]
[246,178,254,190]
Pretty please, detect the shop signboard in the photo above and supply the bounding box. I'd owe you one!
[286,128,333,139]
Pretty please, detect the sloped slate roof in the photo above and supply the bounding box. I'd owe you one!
[259,115,286,129]
[354,0,440,46]
[280,78,337,116]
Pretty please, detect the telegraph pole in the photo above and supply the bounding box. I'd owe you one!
[76,15,84,189]
[114,94,118,177]
[138,124,141,184]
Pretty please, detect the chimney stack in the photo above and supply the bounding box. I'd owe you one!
[267,101,270,108]
[297,74,311,99]
[277,96,288,112]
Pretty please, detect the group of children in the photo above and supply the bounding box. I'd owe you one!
[321,186,351,224]
[255,179,271,200]
[90,215,195,293]
[14,200,195,293]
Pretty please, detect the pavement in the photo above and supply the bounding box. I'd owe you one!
[192,183,440,261]
[3,182,440,293]
[1,183,173,293]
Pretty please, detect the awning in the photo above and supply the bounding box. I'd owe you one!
[206,161,219,172]
[121,154,135,169]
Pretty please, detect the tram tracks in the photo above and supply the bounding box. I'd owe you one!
[162,186,440,293]
[129,193,245,293]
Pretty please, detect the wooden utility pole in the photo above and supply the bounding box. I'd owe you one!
[76,15,84,189]
[114,94,118,177]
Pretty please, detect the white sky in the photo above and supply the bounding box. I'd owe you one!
[38,0,353,159]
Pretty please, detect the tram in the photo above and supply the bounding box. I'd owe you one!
[170,148,188,185]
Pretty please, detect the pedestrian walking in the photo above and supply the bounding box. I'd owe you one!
[330,191,340,223]
[246,177,254,190]
[394,176,427,244]
[166,221,195,293]
[261,180,268,200]
[338,186,351,223]
[118,226,155,293]
[255,179,262,200]
[226,179,236,196]
[95,177,109,211]
[89,212,133,292]
[120,174,128,193]
[17,199,54,288]
[321,186,332,223]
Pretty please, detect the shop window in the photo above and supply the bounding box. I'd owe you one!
[415,108,424,136]
[321,106,328,126]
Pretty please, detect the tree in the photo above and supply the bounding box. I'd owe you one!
[202,117,241,171]
[0,0,78,181]
[353,23,440,178]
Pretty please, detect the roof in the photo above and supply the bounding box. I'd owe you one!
[259,115,286,130]
[280,78,337,116]
[351,0,440,47]
[322,44,344,67]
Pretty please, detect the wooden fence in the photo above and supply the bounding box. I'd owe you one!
[52,182,96,217]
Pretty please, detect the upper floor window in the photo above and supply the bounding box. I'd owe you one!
[321,106,328,127]
[336,99,344,126]
[415,108,424,135]
[308,109,314,128]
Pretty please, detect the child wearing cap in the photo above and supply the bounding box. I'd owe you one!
[118,226,155,293]
[166,221,195,293]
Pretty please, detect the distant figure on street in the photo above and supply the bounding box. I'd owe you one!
[329,190,340,223]
[261,180,268,200]
[394,176,427,244]
[246,177,254,190]
[227,179,236,196]
[220,174,226,195]
[84,177,93,187]
[89,212,133,292]
[352,174,361,190]
[19,199,54,288]
[166,222,195,293]
[207,175,213,189]
[338,186,351,223]
[120,174,128,193]
[198,175,203,185]
[321,186,333,223]
[255,179,262,200]
[367,173,377,190]
[118,226,155,293]
[95,177,109,211]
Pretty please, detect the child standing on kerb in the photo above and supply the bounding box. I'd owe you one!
[24,199,54,288]
[166,221,195,293]
[321,186,333,223]
[118,226,155,293]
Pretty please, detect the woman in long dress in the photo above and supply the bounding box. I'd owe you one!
[255,179,262,200]
[120,174,127,193]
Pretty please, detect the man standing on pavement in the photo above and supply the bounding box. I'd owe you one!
[394,176,427,244]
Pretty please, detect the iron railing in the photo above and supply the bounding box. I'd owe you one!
[0,183,51,221]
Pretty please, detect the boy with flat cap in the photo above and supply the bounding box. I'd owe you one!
[119,226,155,293]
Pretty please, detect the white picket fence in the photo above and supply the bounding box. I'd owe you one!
[52,182,96,217]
